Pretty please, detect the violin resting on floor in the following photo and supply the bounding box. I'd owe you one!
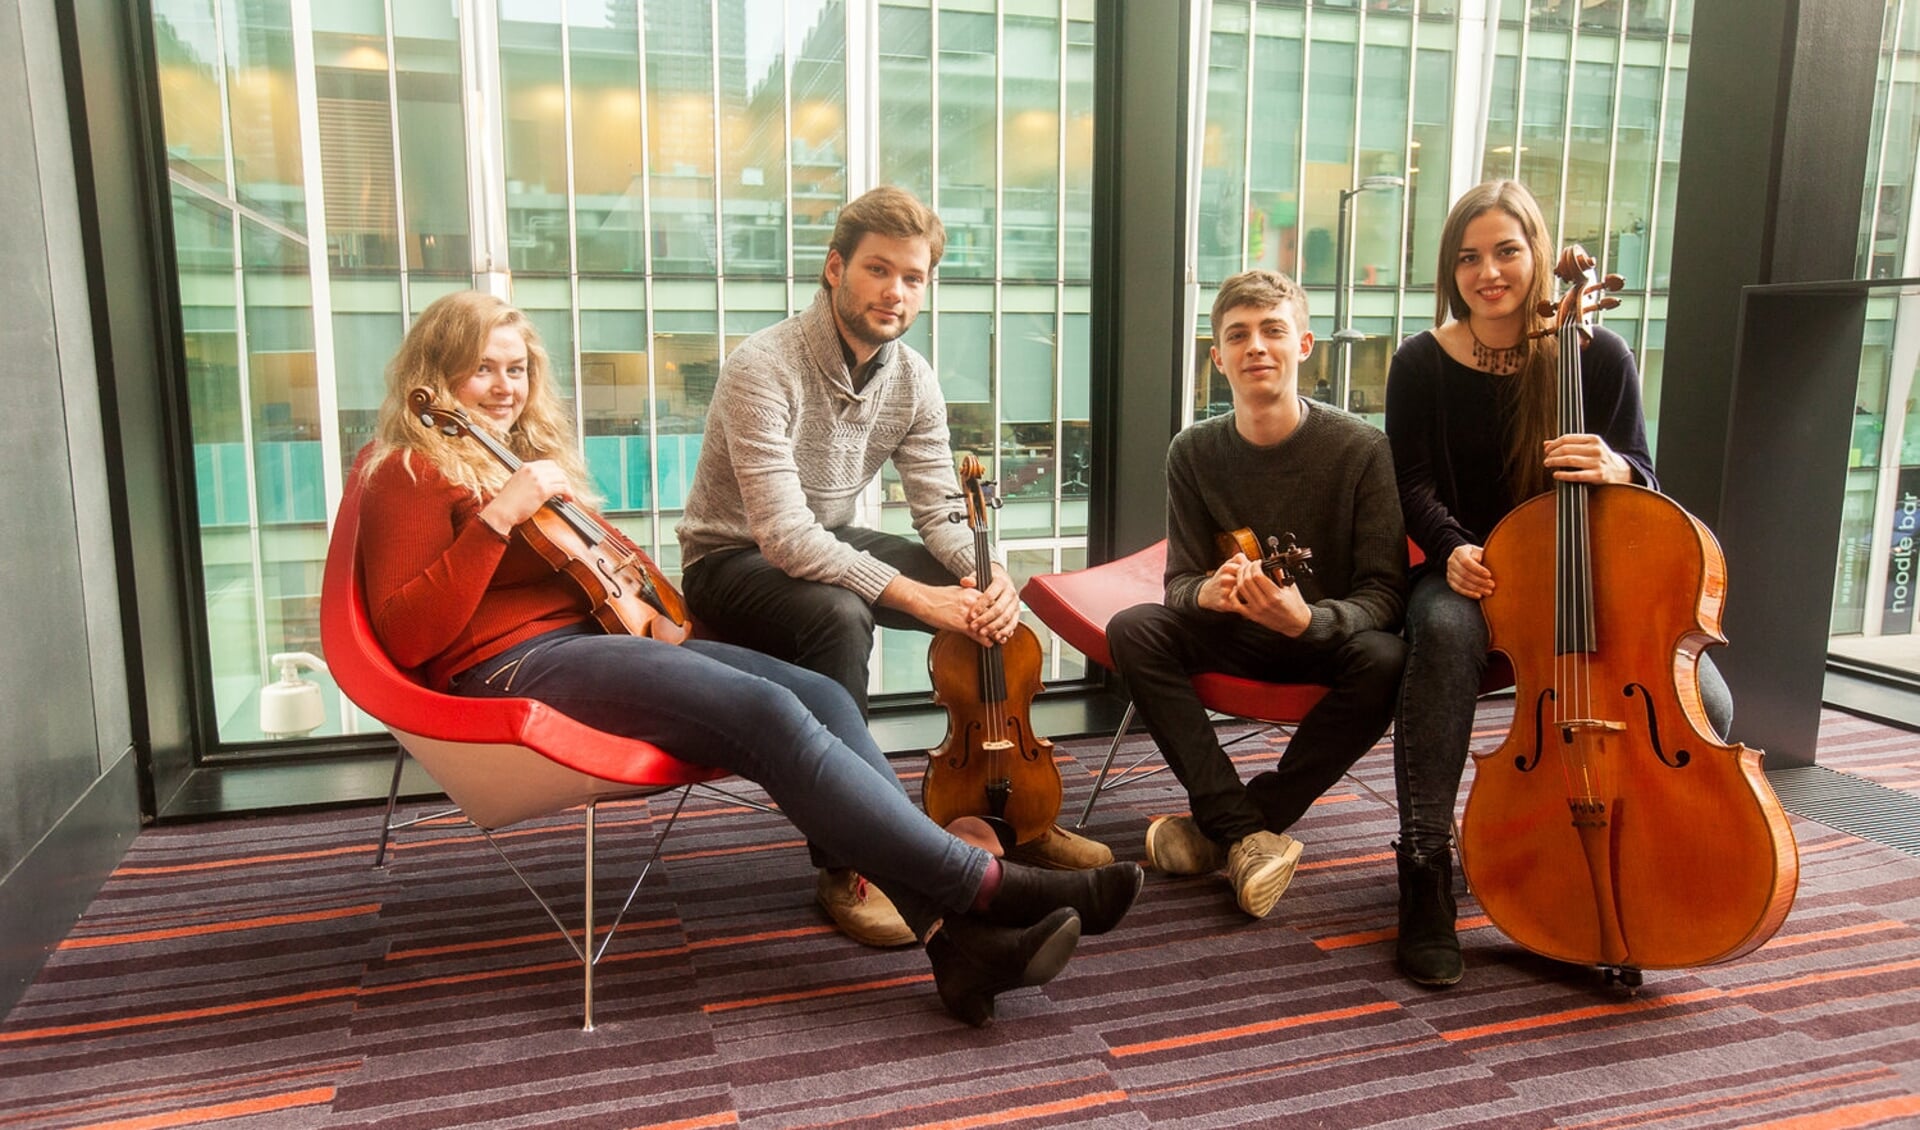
[1461,248,1797,981]
[923,456,1063,848]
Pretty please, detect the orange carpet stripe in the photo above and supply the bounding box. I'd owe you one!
[633,1112,739,1130]
[116,845,374,875]
[0,1062,359,1127]
[1749,1093,1920,1129]
[1130,1036,1435,1099]
[702,973,931,1013]
[899,1090,1129,1129]
[1761,920,1907,950]
[1109,999,1400,1057]
[83,1086,336,1130]
[385,917,679,961]
[1298,850,1394,873]
[1558,1067,1900,1130]
[665,839,808,862]
[686,925,836,950]
[1726,956,1920,997]
[58,903,381,949]
[1441,986,1723,1042]
[0,987,359,1043]
[1316,914,1493,951]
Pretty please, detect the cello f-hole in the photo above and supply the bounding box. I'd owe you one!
[1623,683,1690,769]
[1517,687,1554,772]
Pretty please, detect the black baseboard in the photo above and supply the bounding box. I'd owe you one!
[0,747,142,1019]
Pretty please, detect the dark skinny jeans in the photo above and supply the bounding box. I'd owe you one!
[1106,603,1407,845]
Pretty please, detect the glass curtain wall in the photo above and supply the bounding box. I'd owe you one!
[1830,0,1920,674]
[1189,0,1693,444]
[151,0,1097,747]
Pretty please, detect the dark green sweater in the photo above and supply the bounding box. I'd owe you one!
[1163,401,1408,646]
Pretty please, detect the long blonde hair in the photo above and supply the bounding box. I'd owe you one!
[364,291,595,501]
[1435,180,1558,501]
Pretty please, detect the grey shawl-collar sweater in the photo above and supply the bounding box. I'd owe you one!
[677,289,975,602]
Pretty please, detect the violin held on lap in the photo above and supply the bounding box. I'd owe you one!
[923,456,1063,849]
[409,387,689,643]
[1215,528,1314,586]
[1462,247,1797,984]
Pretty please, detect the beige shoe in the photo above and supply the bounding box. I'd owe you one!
[1226,831,1304,919]
[1003,824,1115,871]
[1144,814,1228,875]
[816,868,915,948]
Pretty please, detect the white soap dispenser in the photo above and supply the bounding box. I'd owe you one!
[260,651,329,737]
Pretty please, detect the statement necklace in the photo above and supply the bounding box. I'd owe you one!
[1466,320,1526,375]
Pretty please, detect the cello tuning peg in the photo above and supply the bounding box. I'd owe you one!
[1598,296,1622,310]
[1602,273,1625,291]
[1536,300,1558,318]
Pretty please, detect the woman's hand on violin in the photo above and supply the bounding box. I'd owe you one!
[1544,433,1633,485]
[1447,543,1496,599]
[479,459,571,537]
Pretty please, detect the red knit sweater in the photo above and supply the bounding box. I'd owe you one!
[358,452,593,690]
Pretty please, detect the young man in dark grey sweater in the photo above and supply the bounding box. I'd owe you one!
[679,188,1113,945]
[1107,269,1408,920]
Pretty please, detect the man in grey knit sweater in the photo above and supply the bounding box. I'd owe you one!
[679,187,1113,945]
[1107,269,1408,920]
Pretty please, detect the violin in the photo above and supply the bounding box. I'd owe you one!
[922,456,1063,848]
[1461,248,1797,981]
[409,387,689,643]
[1215,528,1314,586]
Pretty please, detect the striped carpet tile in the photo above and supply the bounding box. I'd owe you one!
[5,701,1920,1128]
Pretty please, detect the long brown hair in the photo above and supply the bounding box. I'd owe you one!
[1435,180,1558,501]
[364,291,595,501]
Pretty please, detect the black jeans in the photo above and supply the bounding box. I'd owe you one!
[682,526,961,718]
[1106,603,1407,845]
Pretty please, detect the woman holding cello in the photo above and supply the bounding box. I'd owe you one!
[1384,181,1736,988]
[356,291,1141,1026]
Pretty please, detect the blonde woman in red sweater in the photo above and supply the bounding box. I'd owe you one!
[354,291,1141,1027]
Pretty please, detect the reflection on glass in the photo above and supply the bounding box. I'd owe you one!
[221,0,305,226]
[720,0,789,275]
[879,0,935,201]
[1610,63,1659,287]
[1004,8,1060,280]
[502,12,569,273]
[1302,37,1357,287]
[791,0,847,270]
[571,0,646,274]
[153,0,227,192]
[939,5,997,278]
[648,1,719,274]
[395,4,470,271]
[1407,49,1452,288]
[1198,1,1249,284]
[1518,51,1568,213]
[315,5,397,272]
[1248,7,1304,277]
[1356,43,1409,287]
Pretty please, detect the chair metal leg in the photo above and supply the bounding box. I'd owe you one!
[1076,703,1137,828]
[372,746,461,870]
[476,786,702,1031]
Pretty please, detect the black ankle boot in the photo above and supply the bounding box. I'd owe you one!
[1394,840,1463,987]
[981,860,1143,936]
[925,907,1082,1027]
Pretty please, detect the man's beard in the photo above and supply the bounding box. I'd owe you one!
[833,281,913,350]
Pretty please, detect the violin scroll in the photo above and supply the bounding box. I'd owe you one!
[1216,527,1314,586]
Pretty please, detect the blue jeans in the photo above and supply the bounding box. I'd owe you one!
[450,625,990,937]
[1392,569,1735,859]
[683,527,960,718]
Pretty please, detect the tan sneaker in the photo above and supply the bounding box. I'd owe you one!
[1144,815,1228,875]
[1003,824,1115,871]
[816,868,915,947]
[1226,831,1304,919]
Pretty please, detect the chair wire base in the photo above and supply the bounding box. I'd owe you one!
[1074,705,1290,828]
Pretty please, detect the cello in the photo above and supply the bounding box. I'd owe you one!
[923,456,1064,847]
[1460,247,1797,983]
[409,387,690,643]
